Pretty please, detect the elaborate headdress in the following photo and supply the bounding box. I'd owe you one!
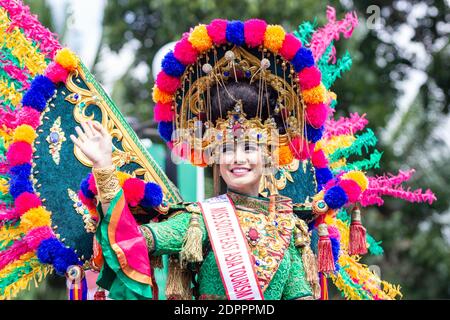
[153,19,330,171]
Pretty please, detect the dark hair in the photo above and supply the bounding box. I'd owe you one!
[209,81,286,134]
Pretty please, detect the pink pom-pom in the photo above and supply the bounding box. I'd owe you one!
[78,190,96,210]
[15,107,41,129]
[7,142,32,166]
[339,179,362,203]
[244,19,267,47]
[88,174,97,195]
[24,226,54,250]
[123,178,145,207]
[156,71,181,94]
[166,141,174,150]
[172,142,190,159]
[206,19,228,45]
[154,102,175,122]
[312,149,329,168]
[299,66,322,90]
[279,33,302,61]
[305,103,330,128]
[174,36,199,65]
[44,62,69,83]
[14,192,42,215]
[289,137,314,160]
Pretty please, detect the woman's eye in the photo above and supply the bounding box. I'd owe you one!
[222,144,234,153]
[245,143,257,152]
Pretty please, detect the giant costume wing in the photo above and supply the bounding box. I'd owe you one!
[0,0,181,299]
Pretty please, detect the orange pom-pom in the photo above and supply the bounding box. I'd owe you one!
[263,25,286,53]
[302,84,327,104]
[152,86,174,104]
[275,145,293,166]
[21,207,51,230]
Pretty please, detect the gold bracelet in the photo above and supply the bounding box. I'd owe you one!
[92,165,121,203]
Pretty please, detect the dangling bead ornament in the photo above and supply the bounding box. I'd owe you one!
[225,50,235,61]
[202,63,213,74]
[260,58,270,69]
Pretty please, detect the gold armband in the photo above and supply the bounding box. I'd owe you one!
[92,165,121,203]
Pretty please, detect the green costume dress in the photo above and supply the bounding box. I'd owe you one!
[97,188,314,300]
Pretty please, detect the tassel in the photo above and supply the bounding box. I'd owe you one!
[349,206,367,255]
[180,213,203,265]
[165,256,192,300]
[94,288,106,300]
[66,266,87,300]
[150,255,163,269]
[317,223,335,273]
[320,273,329,300]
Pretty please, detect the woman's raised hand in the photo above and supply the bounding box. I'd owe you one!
[70,121,113,168]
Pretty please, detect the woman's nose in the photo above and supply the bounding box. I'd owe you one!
[233,145,246,163]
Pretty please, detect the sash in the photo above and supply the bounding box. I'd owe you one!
[198,194,264,300]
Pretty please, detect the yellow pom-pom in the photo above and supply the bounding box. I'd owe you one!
[21,207,52,230]
[342,171,369,191]
[0,178,9,195]
[55,48,78,71]
[13,125,37,144]
[152,86,173,104]
[188,25,212,53]
[303,84,327,104]
[275,145,293,166]
[116,171,132,187]
[264,25,286,53]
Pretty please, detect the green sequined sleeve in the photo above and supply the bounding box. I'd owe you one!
[282,240,313,300]
[141,211,207,256]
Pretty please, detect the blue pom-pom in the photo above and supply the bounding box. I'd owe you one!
[53,247,80,275]
[21,89,47,112]
[9,163,32,179]
[226,20,245,46]
[324,185,348,209]
[158,121,173,142]
[315,167,333,189]
[9,176,34,199]
[330,236,340,270]
[161,51,186,77]
[31,75,55,100]
[291,47,314,72]
[80,175,95,199]
[37,237,60,264]
[305,125,324,143]
[140,182,163,208]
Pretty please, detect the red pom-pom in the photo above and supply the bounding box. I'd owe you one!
[305,103,330,129]
[7,142,33,166]
[172,142,190,159]
[44,62,69,83]
[279,33,302,61]
[88,174,98,195]
[312,149,329,168]
[154,102,175,122]
[15,107,41,129]
[338,179,362,203]
[122,178,145,207]
[299,66,322,90]
[24,226,54,250]
[207,19,228,45]
[289,137,314,160]
[155,71,181,94]
[78,190,96,210]
[166,141,174,150]
[174,36,198,65]
[244,19,267,47]
[14,192,42,215]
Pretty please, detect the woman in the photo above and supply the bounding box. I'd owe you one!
[70,80,318,300]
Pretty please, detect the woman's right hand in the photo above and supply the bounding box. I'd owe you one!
[70,121,113,168]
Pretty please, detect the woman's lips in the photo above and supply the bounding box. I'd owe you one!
[230,167,251,177]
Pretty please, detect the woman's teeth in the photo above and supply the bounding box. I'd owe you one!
[231,168,250,174]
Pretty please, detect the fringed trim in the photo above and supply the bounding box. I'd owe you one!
[165,256,192,300]
[180,213,203,266]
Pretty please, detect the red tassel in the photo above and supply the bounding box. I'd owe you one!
[317,223,335,272]
[349,206,367,255]
[94,288,106,300]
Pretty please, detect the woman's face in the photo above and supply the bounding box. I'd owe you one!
[219,141,264,197]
